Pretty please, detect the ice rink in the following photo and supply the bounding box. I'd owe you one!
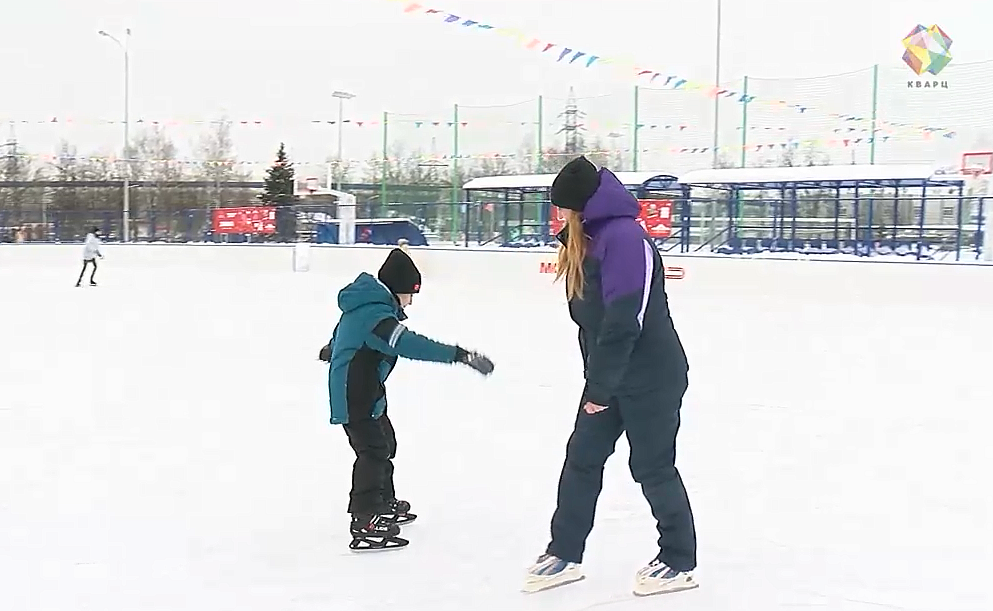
[1,244,990,611]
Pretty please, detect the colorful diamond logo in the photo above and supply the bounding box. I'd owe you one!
[902,24,952,75]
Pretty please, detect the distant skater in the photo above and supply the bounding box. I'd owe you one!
[523,157,697,597]
[75,227,103,287]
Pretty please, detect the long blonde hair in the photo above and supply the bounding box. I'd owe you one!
[554,210,588,301]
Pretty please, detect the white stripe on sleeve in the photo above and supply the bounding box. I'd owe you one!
[388,323,406,348]
[636,240,654,328]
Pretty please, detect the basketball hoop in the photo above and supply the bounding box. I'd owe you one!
[961,152,993,262]
[960,152,993,179]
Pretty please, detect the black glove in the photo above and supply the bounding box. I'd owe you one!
[318,343,332,362]
[454,346,494,375]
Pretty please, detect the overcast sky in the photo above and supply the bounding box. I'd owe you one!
[3,0,991,177]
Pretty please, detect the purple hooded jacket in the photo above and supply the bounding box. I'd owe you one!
[562,168,688,405]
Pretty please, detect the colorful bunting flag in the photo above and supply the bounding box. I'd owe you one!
[381,0,954,140]
[3,134,925,171]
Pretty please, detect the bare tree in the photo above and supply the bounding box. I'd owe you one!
[43,141,119,239]
[1,135,32,229]
[195,117,252,209]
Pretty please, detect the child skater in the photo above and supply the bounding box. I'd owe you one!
[319,247,494,551]
[75,227,104,287]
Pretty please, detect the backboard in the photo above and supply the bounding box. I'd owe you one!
[960,151,993,175]
[295,177,326,197]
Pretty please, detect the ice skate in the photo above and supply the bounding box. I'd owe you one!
[632,558,698,597]
[382,498,417,525]
[522,554,584,593]
[348,513,408,552]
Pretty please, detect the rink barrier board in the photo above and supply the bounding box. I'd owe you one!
[2,243,990,304]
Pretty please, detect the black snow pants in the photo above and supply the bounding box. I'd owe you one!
[545,383,697,571]
[342,407,397,516]
[76,259,97,285]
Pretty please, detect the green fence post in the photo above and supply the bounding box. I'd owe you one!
[537,96,544,174]
[451,103,459,242]
[740,76,749,168]
[632,86,640,171]
[869,64,879,164]
[381,111,388,207]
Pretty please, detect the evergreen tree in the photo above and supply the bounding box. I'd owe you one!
[261,143,296,207]
[260,143,297,241]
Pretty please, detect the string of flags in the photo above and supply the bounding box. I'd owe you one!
[3,135,909,170]
[0,116,956,141]
[381,0,956,140]
[0,116,699,132]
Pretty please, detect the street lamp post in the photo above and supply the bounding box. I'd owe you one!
[99,28,131,241]
[332,90,355,192]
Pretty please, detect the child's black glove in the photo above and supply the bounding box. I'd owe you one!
[454,346,494,376]
[318,343,331,362]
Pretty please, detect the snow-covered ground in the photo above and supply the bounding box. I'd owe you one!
[0,246,990,611]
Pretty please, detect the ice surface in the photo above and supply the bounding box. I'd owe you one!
[1,248,990,611]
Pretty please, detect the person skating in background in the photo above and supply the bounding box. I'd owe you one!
[75,227,104,287]
[319,247,494,551]
[523,157,697,596]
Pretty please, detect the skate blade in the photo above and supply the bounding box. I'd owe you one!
[522,572,585,594]
[349,545,409,553]
[632,577,699,597]
[349,536,409,552]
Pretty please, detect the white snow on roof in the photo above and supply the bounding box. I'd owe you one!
[463,171,674,190]
[676,164,964,186]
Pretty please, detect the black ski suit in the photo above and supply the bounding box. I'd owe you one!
[545,169,697,572]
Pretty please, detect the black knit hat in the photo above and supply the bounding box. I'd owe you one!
[550,156,601,212]
[378,248,421,295]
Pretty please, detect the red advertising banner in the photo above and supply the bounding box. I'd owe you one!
[548,199,673,238]
[212,207,277,234]
[638,199,673,238]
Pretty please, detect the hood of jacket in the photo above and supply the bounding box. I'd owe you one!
[337,272,407,321]
[581,168,641,231]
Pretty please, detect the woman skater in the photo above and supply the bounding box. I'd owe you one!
[523,157,697,596]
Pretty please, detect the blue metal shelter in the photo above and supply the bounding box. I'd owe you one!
[676,164,978,260]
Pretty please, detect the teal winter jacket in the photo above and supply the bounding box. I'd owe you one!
[327,272,458,424]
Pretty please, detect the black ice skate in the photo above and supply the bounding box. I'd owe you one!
[349,513,408,552]
[383,498,417,526]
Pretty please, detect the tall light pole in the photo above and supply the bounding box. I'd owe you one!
[99,28,131,241]
[712,0,722,169]
[332,90,355,192]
